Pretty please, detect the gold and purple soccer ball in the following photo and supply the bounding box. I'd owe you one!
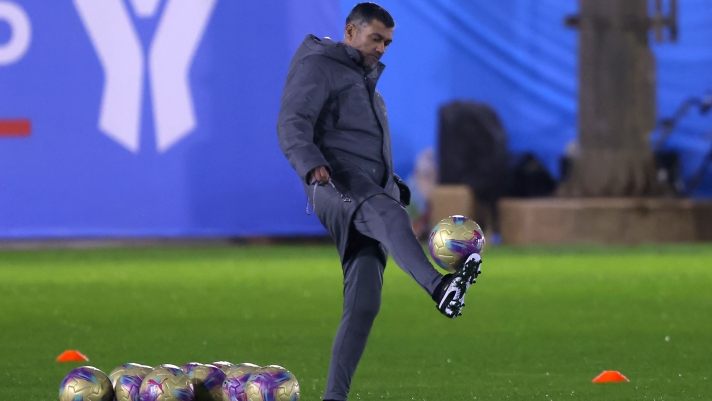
[59,366,114,401]
[109,363,141,386]
[181,362,226,401]
[108,363,152,387]
[110,364,153,401]
[245,365,300,401]
[428,215,485,273]
[221,363,260,401]
[138,364,194,401]
[211,361,234,374]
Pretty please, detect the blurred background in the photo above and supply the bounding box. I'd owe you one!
[3,3,712,400]
[1,0,711,245]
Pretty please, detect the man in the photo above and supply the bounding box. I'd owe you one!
[277,3,483,400]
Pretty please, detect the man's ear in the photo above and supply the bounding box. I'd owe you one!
[344,23,356,41]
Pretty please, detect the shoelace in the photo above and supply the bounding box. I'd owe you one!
[306,179,351,215]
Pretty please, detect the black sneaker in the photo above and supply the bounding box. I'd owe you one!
[436,253,482,318]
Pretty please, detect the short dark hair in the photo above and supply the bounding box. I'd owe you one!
[346,2,395,29]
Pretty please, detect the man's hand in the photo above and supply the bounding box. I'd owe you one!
[308,166,330,184]
[394,174,411,206]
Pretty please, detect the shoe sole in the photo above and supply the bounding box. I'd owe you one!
[440,255,481,318]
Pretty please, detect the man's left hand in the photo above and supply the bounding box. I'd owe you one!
[394,174,411,206]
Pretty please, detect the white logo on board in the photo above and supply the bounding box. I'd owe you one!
[0,1,31,66]
[74,0,218,153]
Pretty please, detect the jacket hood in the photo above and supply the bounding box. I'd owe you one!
[290,34,385,77]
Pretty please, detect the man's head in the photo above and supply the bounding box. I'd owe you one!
[343,2,394,69]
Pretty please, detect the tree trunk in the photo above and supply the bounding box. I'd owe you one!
[558,0,668,197]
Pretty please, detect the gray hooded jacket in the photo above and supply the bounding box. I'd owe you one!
[277,35,404,256]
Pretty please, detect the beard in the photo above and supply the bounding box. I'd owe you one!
[355,48,380,69]
[364,55,380,69]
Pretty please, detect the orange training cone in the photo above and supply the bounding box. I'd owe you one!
[56,350,89,362]
[592,370,629,383]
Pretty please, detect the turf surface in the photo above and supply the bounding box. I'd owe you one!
[0,244,711,400]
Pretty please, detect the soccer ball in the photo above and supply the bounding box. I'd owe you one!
[59,366,114,401]
[181,362,226,401]
[112,364,153,401]
[221,363,260,401]
[138,364,194,401]
[211,361,234,374]
[428,215,485,273]
[109,363,142,386]
[109,363,152,387]
[245,365,300,401]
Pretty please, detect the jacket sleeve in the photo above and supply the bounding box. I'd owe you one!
[277,56,331,184]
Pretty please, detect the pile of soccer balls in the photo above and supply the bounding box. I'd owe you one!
[59,361,299,401]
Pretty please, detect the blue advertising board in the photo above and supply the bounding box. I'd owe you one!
[1,1,710,238]
[0,0,340,238]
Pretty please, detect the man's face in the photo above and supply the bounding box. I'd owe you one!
[344,19,394,69]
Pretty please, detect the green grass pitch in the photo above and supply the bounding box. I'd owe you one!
[1,244,711,400]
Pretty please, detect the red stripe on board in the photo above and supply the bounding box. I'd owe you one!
[0,119,32,137]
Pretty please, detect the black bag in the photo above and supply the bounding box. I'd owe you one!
[509,153,557,197]
[438,101,509,202]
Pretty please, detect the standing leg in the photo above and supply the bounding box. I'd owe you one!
[323,233,386,401]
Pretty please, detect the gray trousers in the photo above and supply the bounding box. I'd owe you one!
[323,195,442,401]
